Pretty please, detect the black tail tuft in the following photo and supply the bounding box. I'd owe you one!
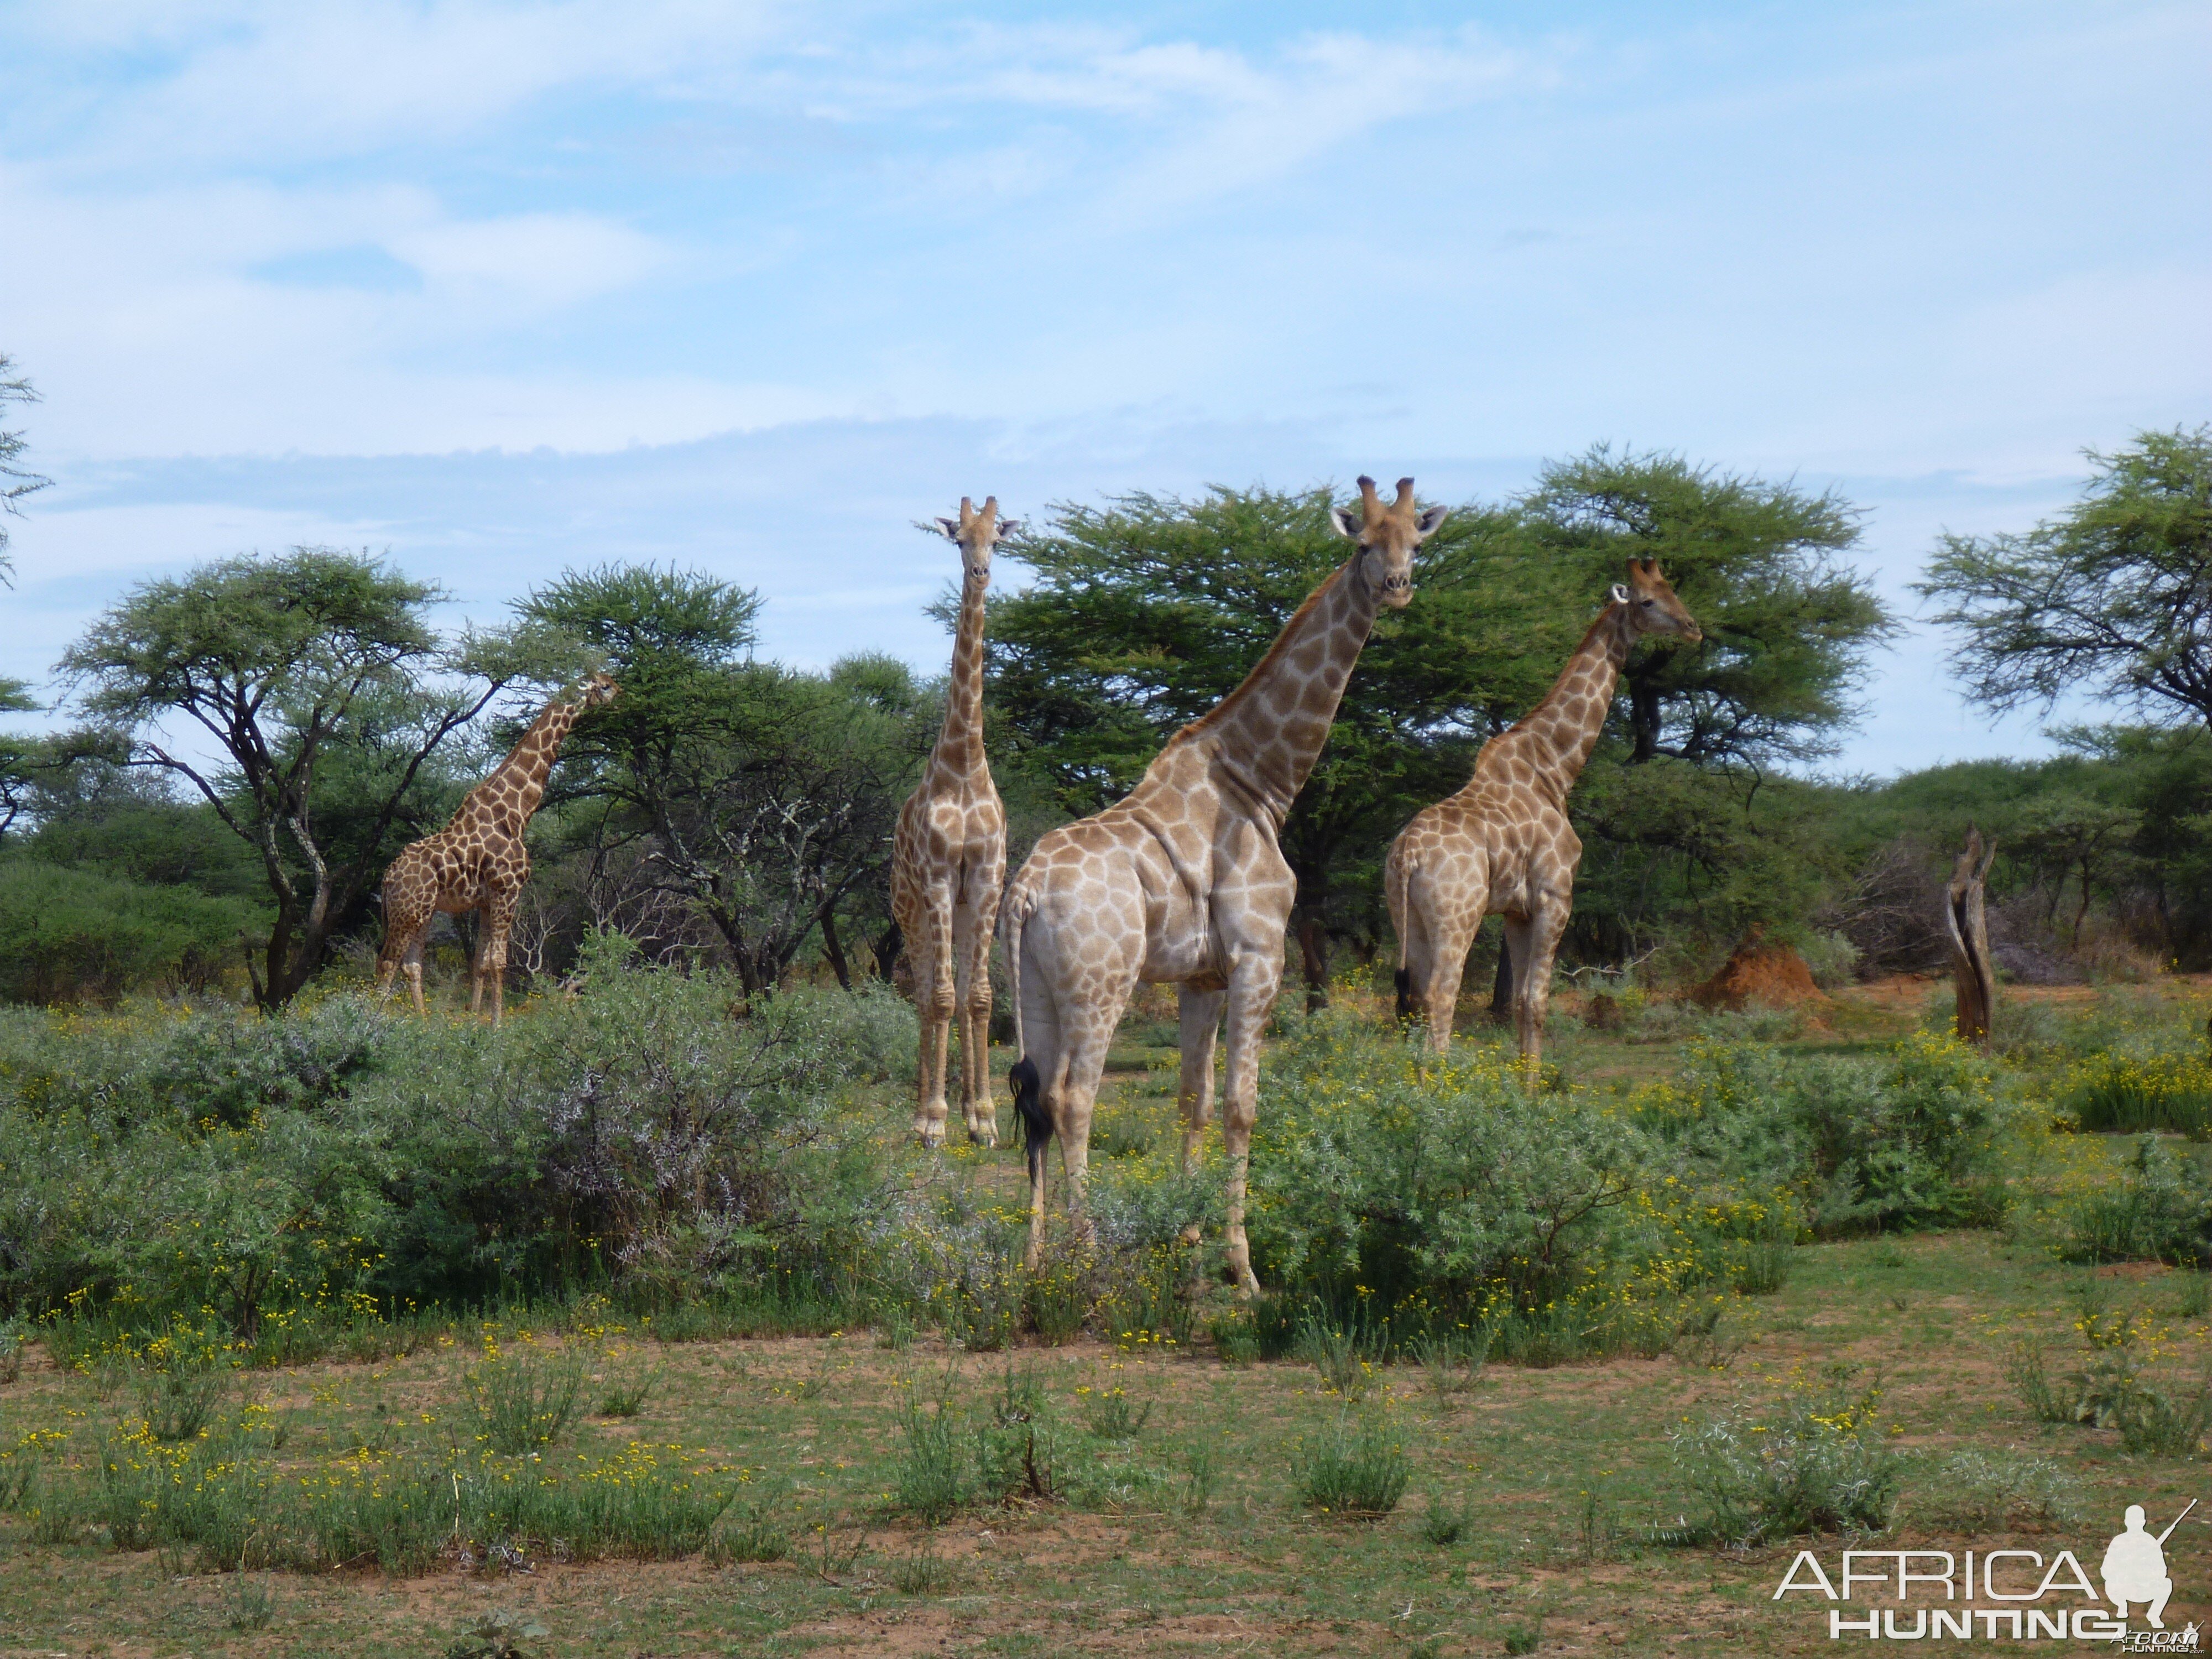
[1394,966,1415,1022]
[1009,1057,1051,1182]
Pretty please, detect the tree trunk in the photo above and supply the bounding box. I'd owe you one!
[820,905,853,991]
[1627,676,1662,764]
[1945,826,1998,1046]
[1489,929,1514,1023]
[1296,912,1330,1013]
[873,921,902,983]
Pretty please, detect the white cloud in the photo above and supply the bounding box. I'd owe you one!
[18,1,783,173]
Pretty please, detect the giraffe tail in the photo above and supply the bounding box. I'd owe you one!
[1386,840,1417,1021]
[999,880,1052,1178]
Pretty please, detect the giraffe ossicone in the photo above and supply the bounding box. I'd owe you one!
[893,495,1015,1148]
[1386,559,1700,1077]
[1003,474,1447,1293]
[374,671,618,1025]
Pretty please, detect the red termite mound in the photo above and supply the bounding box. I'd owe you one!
[1692,937,1827,1010]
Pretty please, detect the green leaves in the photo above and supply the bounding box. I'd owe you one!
[1522,443,1895,767]
[1918,424,2212,727]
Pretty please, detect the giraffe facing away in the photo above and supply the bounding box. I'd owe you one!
[1003,477,1448,1292]
[893,495,1016,1148]
[375,672,619,1024]
[1386,559,1700,1073]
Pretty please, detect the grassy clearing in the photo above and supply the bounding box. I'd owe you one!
[3,1228,2211,1655]
[5,974,2212,1653]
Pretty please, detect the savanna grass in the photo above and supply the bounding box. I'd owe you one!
[467,1350,583,1453]
[1292,1412,1411,1519]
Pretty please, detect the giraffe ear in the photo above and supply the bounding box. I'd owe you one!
[935,517,962,541]
[993,518,1021,541]
[1328,506,1359,539]
[1610,583,1630,604]
[1415,504,1449,535]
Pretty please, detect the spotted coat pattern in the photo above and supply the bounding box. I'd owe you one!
[1386,559,1700,1074]
[891,497,1014,1148]
[374,673,618,1024]
[1001,477,1449,1292]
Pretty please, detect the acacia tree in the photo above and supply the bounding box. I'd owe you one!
[978,484,1568,1004]
[59,547,557,1005]
[520,566,929,994]
[1521,444,1896,767]
[1918,426,2212,729]
[0,352,51,582]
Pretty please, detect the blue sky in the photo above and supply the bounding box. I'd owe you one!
[2,1,2206,773]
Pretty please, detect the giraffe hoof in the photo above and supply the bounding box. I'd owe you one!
[912,1119,946,1150]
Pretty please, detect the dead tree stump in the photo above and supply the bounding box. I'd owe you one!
[1944,826,1999,1046]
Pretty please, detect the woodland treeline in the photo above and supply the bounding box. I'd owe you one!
[2,421,2208,1010]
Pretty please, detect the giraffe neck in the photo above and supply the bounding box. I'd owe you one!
[1486,602,1632,805]
[1175,555,1380,827]
[461,694,583,831]
[929,565,990,784]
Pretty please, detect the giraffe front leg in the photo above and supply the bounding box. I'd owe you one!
[1219,957,1282,1297]
[1175,984,1224,1247]
[953,895,999,1147]
[1510,902,1571,1088]
[910,883,956,1147]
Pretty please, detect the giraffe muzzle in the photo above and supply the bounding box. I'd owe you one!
[1380,574,1413,607]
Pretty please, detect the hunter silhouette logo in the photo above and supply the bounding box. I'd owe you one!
[1771,1497,2201,1644]
[2105,1501,2192,1630]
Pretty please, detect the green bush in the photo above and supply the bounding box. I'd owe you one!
[2059,1136,2212,1265]
[1248,1019,1666,1315]
[1292,1412,1411,1519]
[1911,1451,2081,1531]
[0,963,913,1335]
[467,1351,582,1453]
[1645,1032,2024,1233]
[1671,1385,1901,1546]
[0,858,262,1004]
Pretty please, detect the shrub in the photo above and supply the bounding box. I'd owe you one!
[139,1363,226,1442]
[1912,1451,2082,1531]
[1292,1412,1411,1519]
[1419,1484,1471,1545]
[1648,1033,2023,1233]
[0,965,908,1333]
[0,859,260,1004]
[466,1352,582,1454]
[890,1383,970,1526]
[707,1499,794,1564]
[2058,1136,2212,1265]
[594,1360,659,1420]
[1671,1386,1901,1546]
[1249,1019,1665,1316]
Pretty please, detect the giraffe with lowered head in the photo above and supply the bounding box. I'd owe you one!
[1003,477,1448,1292]
[1386,559,1700,1073]
[893,496,1017,1147]
[375,672,618,1024]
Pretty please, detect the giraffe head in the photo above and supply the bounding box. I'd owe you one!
[1328,475,1449,609]
[934,495,1020,586]
[579,670,620,708]
[1612,557,1703,643]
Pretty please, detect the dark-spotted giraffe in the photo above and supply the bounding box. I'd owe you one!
[375,672,618,1024]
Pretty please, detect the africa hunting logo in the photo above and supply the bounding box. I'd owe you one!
[1772,1500,2200,1646]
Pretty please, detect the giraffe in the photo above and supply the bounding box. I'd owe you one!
[1002,476,1448,1292]
[892,495,1018,1149]
[375,672,618,1025]
[1385,559,1700,1074]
